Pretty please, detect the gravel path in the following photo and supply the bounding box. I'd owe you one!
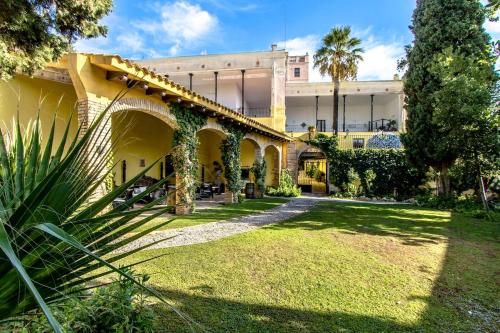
[118,197,317,252]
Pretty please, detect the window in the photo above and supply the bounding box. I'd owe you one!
[241,167,250,180]
[299,56,305,62]
[294,67,301,77]
[353,138,365,149]
[316,120,326,132]
[139,159,146,167]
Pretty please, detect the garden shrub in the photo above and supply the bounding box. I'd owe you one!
[306,134,427,200]
[415,193,498,220]
[9,271,156,333]
[266,169,301,197]
[331,149,427,199]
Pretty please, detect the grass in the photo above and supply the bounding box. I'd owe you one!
[120,202,500,332]
[134,197,288,232]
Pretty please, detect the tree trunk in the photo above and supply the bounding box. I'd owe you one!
[478,175,490,212]
[333,78,340,134]
[436,165,451,195]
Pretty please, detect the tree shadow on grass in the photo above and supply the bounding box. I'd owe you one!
[265,202,452,246]
[152,287,416,333]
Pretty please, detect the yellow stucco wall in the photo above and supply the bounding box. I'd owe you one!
[111,110,174,184]
[197,129,224,183]
[240,139,257,169]
[0,75,78,149]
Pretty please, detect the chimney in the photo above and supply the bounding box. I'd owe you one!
[271,44,278,51]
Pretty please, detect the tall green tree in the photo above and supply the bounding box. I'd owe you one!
[313,26,364,133]
[400,0,498,194]
[0,0,112,81]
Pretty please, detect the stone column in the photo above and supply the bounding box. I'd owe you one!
[175,174,192,215]
[77,98,112,199]
[286,141,298,184]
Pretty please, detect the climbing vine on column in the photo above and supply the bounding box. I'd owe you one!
[219,121,247,200]
[170,103,207,210]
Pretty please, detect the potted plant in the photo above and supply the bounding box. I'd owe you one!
[251,159,266,198]
[307,125,316,139]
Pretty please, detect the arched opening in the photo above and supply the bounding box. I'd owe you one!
[111,110,175,186]
[240,138,261,183]
[264,145,280,187]
[196,128,227,199]
[297,148,328,194]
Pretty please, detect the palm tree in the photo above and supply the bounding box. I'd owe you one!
[314,26,364,133]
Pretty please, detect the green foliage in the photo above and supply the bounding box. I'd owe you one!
[171,103,208,210]
[400,0,498,193]
[0,0,112,80]
[266,169,301,197]
[251,158,266,192]
[314,26,364,131]
[307,134,426,199]
[10,270,155,333]
[0,99,180,332]
[219,121,247,196]
[415,193,498,219]
[313,26,364,81]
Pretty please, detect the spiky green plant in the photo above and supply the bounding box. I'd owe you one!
[0,98,184,332]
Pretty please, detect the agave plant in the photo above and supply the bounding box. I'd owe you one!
[0,97,183,332]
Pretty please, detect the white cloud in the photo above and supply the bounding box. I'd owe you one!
[135,1,218,55]
[357,43,404,81]
[116,33,144,53]
[277,35,318,56]
[277,29,405,82]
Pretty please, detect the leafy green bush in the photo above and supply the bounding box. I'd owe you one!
[266,169,301,197]
[306,134,426,200]
[7,271,156,333]
[415,193,492,216]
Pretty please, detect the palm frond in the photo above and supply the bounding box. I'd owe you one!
[0,97,186,331]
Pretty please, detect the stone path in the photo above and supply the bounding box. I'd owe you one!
[118,198,317,252]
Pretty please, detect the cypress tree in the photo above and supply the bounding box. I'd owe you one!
[401,0,498,194]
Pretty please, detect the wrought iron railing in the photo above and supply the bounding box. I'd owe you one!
[242,107,271,117]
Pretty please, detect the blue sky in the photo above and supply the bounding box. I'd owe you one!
[75,0,499,81]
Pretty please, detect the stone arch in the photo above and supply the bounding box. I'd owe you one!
[111,108,175,184]
[109,97,178,129]
[297,146,328,194]
[264,144,281,187]
[200,121,227,136]
[241,136,262,160]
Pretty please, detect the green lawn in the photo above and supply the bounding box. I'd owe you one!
[121,201,499,332]
[134,197,288,232]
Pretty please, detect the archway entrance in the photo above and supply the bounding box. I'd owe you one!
[111,110,175,186]
[264,145,280,187]
[297,148,328,194]
[196,128,226,200]
[240,138,261,183]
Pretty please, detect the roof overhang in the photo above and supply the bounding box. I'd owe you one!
[86,54,291,142]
